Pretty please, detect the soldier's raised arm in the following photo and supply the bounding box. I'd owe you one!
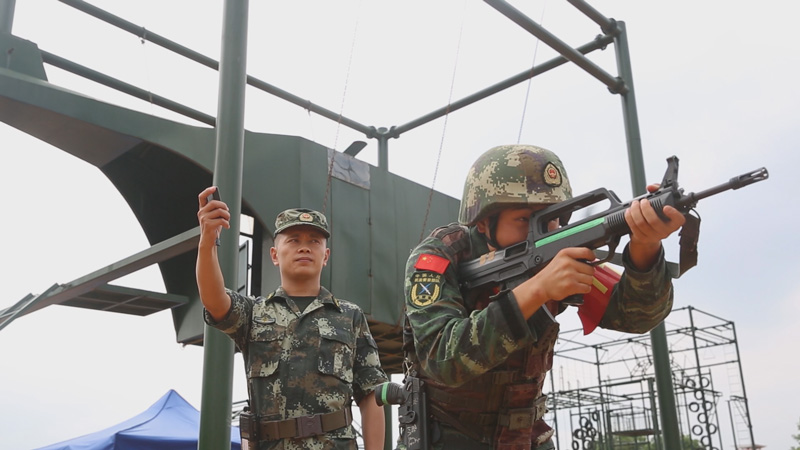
[196,186,232,321]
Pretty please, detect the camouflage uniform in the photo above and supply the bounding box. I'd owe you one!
[204,208,389,450]
[403,145,674,450]
[206,287,388,450]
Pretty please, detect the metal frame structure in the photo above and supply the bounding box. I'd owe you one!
[0,0,716,448]
[548,306,756,450]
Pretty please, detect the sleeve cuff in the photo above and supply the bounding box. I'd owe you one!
[622,244,667,281]
[203,289,236,327]
[493,289,531,341]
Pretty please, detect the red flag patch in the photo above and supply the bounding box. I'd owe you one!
[414,253,450,274]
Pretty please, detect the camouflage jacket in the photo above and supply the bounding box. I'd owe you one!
[204,286,388,450]
[404,223,674,447]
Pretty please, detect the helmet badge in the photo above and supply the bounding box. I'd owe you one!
[299,212,313,222]
[543,162,562,187]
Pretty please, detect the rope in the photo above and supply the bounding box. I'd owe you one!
[419,0,468,242]
[517,3,548,144]
[322,0,362,218]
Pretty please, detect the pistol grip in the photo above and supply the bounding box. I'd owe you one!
[562,294,584,306]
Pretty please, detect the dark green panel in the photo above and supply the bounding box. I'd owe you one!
[328,178,371,313]
[368,171,401,325]
[298,140,331,210]
[240,133,302,220]
[369,169,460,326]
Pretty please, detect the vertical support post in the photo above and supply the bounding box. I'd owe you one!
[383,405,392,450]
[550,373,560,450]
[612,20,681,449]
[605,408,614,450]
[0,0,16,34]
[688,307,713,446]
[593,346,609,446]
[377,127,389,170]
[647,378,662,450]
[614,21,646,192]
[198,1,249,449]
[727,400,739,450]
[689,306,721,448]
[730,323,757,449]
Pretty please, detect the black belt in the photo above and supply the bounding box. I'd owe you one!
[240,408,352,442]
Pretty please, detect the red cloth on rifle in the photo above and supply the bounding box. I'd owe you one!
[578,264,621,335]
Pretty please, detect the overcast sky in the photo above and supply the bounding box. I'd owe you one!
[2,1,798,449]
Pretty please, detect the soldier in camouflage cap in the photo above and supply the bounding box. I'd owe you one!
[274,208,331,238]
[196,187,389,449]
[401,145,685,449]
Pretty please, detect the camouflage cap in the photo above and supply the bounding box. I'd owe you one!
[458,144,572,225]
[274,208,330,238]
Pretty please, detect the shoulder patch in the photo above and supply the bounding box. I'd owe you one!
[409,272,444,308]
[414,253,450,274]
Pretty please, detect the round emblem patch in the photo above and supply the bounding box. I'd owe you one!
[410,272,443,307]
[299,212,313,222]
[543,162,562,187]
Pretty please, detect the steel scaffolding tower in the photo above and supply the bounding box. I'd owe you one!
[547,306,756,450]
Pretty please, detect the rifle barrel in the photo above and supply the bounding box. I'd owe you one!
[676,167,768,210]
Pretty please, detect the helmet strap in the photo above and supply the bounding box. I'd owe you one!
[486,214,502,249]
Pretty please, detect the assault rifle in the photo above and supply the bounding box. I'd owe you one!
[458,156,768,300]
[375,377,429,450]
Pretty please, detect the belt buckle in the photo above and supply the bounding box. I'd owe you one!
[296,415,323,437]
[239,412,257,441]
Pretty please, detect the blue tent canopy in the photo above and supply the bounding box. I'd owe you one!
[36,390,241,450]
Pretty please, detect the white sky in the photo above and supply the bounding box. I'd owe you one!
[1,1,798,449]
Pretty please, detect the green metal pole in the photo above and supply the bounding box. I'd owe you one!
[198,1,249,449]
[730,323,757,449]
[383,405,392,450]
[0,0,15,33]
[613,21,681,449]
[377,127,389,170]
[648,378,663,450]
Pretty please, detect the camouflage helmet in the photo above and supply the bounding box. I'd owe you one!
[458,144,572,225]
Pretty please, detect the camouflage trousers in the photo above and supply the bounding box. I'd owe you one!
[423,421,555,450]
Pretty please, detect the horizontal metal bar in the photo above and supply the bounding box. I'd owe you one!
[40,50,217,126]
[566,0,618,35]
[484,0,627,94]
[246,75,374,136]
[58,0,374,138]
[59,0,219,69]
[0,226,201,330]
[393,33,614,136]
[0,284,60,332]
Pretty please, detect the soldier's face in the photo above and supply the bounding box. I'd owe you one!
[270,226,330,281]
[479,206,557,249]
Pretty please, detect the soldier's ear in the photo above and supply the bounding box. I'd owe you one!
[270,247,279,266]
[475,217,488,234]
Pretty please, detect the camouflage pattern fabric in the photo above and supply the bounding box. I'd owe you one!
[205,286,388,450]
[459,145,573,226]
[275,208,330,238]
[403,223,674,449]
